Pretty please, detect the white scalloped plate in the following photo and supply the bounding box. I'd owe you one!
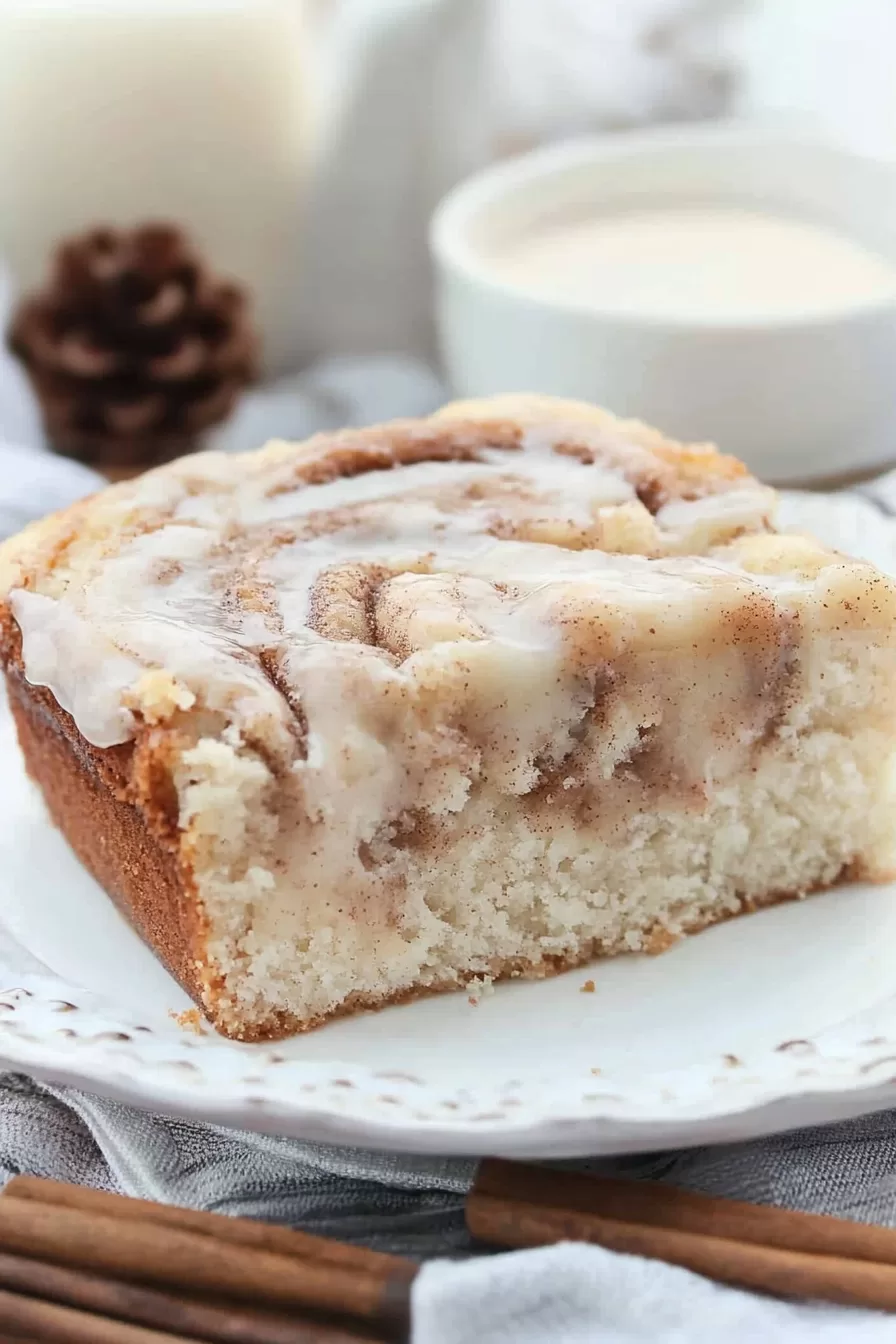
[1,490,896,1158]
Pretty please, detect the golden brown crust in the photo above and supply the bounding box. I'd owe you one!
[3,655,211,1018]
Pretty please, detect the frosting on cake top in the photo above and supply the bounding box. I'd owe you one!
[0,398,890,822]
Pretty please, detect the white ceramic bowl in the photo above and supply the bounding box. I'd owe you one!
[430,124,896,485]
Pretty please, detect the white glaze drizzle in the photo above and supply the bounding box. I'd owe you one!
[8,423,783,764]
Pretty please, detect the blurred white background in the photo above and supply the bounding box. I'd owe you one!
[4,0,896,460]
[4,0,896,366]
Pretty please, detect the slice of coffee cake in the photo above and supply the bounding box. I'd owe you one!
[2,395,894,1039]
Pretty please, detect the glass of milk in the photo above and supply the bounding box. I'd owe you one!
[432,124,896,484]
[0,0,309,374]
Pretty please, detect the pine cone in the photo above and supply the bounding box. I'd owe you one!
[8,223,259,472]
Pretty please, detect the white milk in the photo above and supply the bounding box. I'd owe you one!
[488,205,896,321]
[0,0,309,373]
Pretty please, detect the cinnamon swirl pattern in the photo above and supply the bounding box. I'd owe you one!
[2,396,895,1039]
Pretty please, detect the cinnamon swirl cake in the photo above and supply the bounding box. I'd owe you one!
[2,395,895,1040]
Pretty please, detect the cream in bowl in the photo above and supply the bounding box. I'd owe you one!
[431,126,896,484]
[487,205,896,323]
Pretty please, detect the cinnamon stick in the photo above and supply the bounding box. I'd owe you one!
[0,1284,196,1344]
[468,1190,896,1311]
[7,1175,408,1276]
[0,1188,414,1337]
[0,1248,364,1344]
[467,1164,896,1313]
[473,1160,896,1264]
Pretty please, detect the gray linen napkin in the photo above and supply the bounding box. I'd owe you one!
[6,1071,896,1248]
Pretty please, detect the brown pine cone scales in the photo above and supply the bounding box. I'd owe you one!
[7,223,259,472]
